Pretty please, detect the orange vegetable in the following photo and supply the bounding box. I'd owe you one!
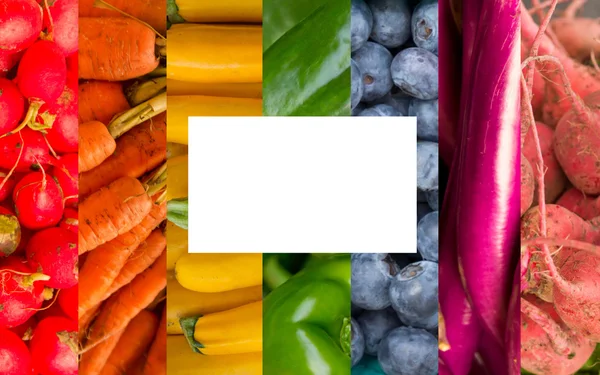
[143,306,166,375]
[79,0,167,34]
[80,328,124,375]
[79,121,116,173]
[79,81,130,124]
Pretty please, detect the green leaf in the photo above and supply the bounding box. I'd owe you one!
[167,198,188,230]
[263,0,350,116]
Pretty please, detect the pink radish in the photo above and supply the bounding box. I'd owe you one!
[29,317,77,375]
[40,0,78,56]
[0,207,21,258]
[0,128,53,172]
[59,208,77,234]
[51,153,77,207]
[0,0,43,52]
[0,171,16,202]
[13,171,64,229]
[0,256,49,328]
[57,285,77,320]
[0,78,25,135]
[0,327,32,375]
[26,227,77,288]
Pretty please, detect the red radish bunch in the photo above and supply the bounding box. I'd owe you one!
[0,0,79,372]
[521,2,600,373]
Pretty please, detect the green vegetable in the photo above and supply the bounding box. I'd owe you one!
[263,0,350,116]
[167,198,188,230]
[263,255,351,374]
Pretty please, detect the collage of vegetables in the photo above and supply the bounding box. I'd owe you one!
[0,0,600,373]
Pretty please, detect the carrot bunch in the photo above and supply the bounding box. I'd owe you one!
[76,1,167,374]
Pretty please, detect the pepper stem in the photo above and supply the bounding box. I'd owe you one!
[340,317,351,357]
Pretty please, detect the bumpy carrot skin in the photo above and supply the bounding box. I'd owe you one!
[78,176,153,254]
[143,306,167,375]
[79,18,159,81]
[79,121,116,173]
[79,81,130,124]
[79,328,125,375]
[79,113,166,198]
[79,0,166,34]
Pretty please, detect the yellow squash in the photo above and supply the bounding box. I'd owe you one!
[180,301,262,355]
[167,154,188,201]
[167,95,262,145]
[167,24,262,83]
[167,336,262,375]
[166,221,187,271]
[167,279,262,335]
[171,0,262,24]
[167,142,188,158]
[175,253,262,293]
[167,80,262,99]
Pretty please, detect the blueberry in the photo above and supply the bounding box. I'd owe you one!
[426,189,438,210]
[352,317,365,366]
[377,327,437,375]
[352,42,393,102]
[412,0,438,54]
[391,47,438,100]
[357,308,401,355]
[417,141,438,191]
[351,253,399,310]
[352,59,364,109]
[409,99,438,141]
[417,211,438,262]
[352,303,365,317]
[417,188,427,202]
[417,202,432,222]
[368,0,412,48]
[353,102,367,116]
[389,261,438,329]
[351,0,373,52]
[370,93,411,115]
[358,104,400,116]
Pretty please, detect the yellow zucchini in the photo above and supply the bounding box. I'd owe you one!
[167,95,262,145]
[167,24,262,83]
[166,221,187,271]
[180,301,262,355]
[170,0,262,24]
[167,154,188,201]
[167,279,262,335]
[175,253,262,293]
[167,80,262,98]
[167,335,262,375]
[167,142,188,158]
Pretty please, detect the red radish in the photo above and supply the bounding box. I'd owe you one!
[26,227,77,288]
[51,154,77,207]
[65,52,77,87]
[29,317,77,375]
[0,171,16,202]
[0,128,53,172]
[59,208,77,234]
[34,298,68,321]
[0,78,25,135]
[0,256,49,328]
[45,109,78,154]
[12,226,32,256]
[0,327,32,375]
[40,0,78,55]
[9,315,37,341]
[0,207,21,257]
[13,171,64,229]
[0,0,43,51]
[57,285,76,320]
[0,50,23,77]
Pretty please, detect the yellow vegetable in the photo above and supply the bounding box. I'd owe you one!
[175,253,262,293]
[166,221,187,271]
[167,154,188,201]
[167,279,262,335]
[167,95,262,145]
[167,24,262,83]
[171,0,262,24]
[167,142,188,158]
[167,80,262,99]
[167,336,262,375]
[180,301,262,355]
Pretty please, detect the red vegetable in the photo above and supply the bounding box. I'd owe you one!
[13,171,64,230]
[26,227,77,289]
[0,50,23,77]
[59,208,78,234]
[52,153,78,207]
[9,315,37,341]
[0,79,25,135]
[0,0,43,51]
[0,128,53,172]
[40,0,78,55]
[0,207,21,257]
[45,83,78,154]
[0,327,32,375]
[30,317,77,375]
[0,171,16,203]
[57,285,77,320]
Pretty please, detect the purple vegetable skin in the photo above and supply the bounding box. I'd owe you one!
[506,267,520,374]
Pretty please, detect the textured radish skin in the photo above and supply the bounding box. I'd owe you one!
[59,208,78,234]
[0,171,16,203]
[15,40,67,103]
[0,50,24,76]
[26,227,77,288]
[0,0,43,51]
[51,154,78,207]
[0,327,32,375]
[42,0,78,55]
[30,317,77,375]
[0,78,25,134]
[521,156,534,216]
[0,128,53,172]
[13,172,64,230]
[57,285,77,320]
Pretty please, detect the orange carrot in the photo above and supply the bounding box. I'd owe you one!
[80,328,125,375]
[79,176,153,254]
[79,81,130,124]
[79,304,101,341]
[79,0,167,34]
[104,226,166,298]
[79,121,116,173]
[79,113,166,198]
[85,251,167,351]
[99,310,159,375]
[143,306,166,375]
[79,18,159,81]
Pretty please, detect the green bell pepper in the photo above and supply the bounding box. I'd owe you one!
[263,255,351,375]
